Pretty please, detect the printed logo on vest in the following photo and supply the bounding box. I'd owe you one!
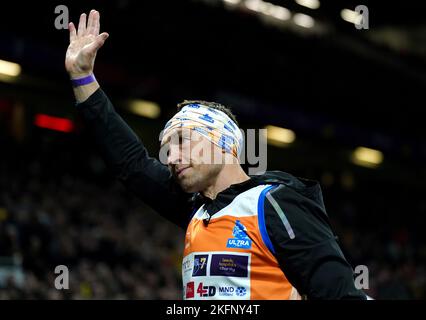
[218,286,237,297]
[185,281,195,299]
[192,254,208,277]
[226,220,252,249]
[210,254,248,277]
[196,282,216,298]
[235,287,247,296]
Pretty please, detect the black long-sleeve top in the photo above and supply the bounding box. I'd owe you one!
[76,88,367,300]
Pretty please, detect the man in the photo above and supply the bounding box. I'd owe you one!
[65,10,367,300]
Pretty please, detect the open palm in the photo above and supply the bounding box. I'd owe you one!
[65,10,109,78]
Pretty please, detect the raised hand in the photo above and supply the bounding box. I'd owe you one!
[65,10,109,78]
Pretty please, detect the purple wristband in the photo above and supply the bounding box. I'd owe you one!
[71,74,96,87]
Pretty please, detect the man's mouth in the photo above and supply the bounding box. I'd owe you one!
[175,166,190,178]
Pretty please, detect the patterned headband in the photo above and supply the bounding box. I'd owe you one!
[163,103,243,158]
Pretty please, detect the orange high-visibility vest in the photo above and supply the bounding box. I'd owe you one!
[182,184,300,300]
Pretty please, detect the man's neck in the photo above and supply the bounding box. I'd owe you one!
[201,164,250,200]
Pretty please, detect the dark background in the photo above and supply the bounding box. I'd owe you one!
[0,0,425,299]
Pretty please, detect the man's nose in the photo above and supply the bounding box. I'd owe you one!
[167,144,181,166]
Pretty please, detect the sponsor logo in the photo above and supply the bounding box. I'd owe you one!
[210,254,248,277]
[192,255,208,277]
[182,256,192,274]
[224,123,233,133]
[218,134,234,153]
[196,282,216,298]
[199,113,215,123]
[227,120,237,130]
[218,286,235,297]
[227,238,251,248]
[186,281,195,299]
[235,287,247,297]
[226,220,252,249]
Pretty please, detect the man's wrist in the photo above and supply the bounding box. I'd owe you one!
[72,77,100,104]
[71,73,96,87]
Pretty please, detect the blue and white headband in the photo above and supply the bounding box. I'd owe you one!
[163,103,243,158]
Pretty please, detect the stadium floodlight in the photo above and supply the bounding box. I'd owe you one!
[293,13,315,28]
[264,125,296,147]
[223,0,241,5]
[0,59,21,77]
[127,99,161,119]
[245,0,291,21]
[295,0,320,10]
[341,8,362,25]
[245,0,265,13]
[351,146,384,168]
[265,5,291,21]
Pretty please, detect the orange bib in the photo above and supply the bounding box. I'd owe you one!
[182,184,300,300]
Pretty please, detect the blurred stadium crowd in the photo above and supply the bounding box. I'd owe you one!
[0,139,183,299]
[0,135,424,300]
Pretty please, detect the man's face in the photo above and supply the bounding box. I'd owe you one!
[160,128,225,193]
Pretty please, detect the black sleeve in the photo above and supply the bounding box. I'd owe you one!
[76,88,193,229]
[264,185,367,300]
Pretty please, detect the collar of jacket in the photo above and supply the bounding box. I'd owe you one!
[189,170,325,220]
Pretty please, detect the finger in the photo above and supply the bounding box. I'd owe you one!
[84,32,109,55]
[94,32,109,50]
[77,13,87,36]
[93,11,100,36]
[69,22,77,42]
[87,9,96,35]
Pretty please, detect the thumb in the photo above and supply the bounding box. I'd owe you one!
[85,33,109,54]
[93,32,109,50]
